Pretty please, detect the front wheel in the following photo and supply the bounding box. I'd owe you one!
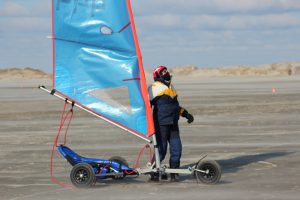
[194,160,221,184]
[70,163,96,188]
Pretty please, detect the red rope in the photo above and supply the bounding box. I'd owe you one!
[63,109,73,146]
[99,164,110,175]
[49,101,153,184]
[50,101,74,188]
[125,144,153,175]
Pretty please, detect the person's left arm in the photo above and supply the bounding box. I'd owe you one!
[179,107,194,123]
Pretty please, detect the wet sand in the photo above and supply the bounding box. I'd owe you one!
[0,76,300,200]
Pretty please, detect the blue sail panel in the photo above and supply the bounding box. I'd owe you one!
[52,0,154,138]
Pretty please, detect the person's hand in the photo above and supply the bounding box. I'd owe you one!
[186,113,194,123]
[182,109,194,123]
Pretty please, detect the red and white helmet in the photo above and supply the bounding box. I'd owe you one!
[153,66,167,78]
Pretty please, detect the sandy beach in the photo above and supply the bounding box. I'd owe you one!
[0,73,300,200]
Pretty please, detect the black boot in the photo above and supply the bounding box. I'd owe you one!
[161,173,168,180]
[170,173,179,182]
[149,172,159,182]
[169,161,180,182]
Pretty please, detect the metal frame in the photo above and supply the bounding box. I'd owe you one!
[139,155,208,176]
[152,134,161,170]
[38,86,205,177]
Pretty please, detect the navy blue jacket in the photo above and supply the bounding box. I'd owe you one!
[148,80,184,125]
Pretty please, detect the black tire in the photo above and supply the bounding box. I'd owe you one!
[195,160,221,184]
[70,163,96,188]
[109,156,129,167]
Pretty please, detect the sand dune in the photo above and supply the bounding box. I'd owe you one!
[167,62,300,77]
[0,67,50,80]
[1,62,300,80]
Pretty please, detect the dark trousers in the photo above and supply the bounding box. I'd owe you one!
[155,122,182,169]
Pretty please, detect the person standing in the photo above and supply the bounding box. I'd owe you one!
[148,66,194,181]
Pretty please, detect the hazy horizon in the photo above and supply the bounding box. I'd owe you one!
[1,0,300,73]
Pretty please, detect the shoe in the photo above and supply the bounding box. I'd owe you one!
[170,173,179,182]
[161,173,168,180]
[149,172,159,182]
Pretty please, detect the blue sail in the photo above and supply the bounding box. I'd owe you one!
[52,0,154,139]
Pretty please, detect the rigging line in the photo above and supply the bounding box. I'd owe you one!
[59,100,67,125]
[56,106,73,147]
[50,101,74,189]
[99,164,110,175]
[63,109,74,146]
[124,144,152,175]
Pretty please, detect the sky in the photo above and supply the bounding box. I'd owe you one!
[0,0,300,72]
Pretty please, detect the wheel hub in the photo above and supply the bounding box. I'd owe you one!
[75,169,88,183]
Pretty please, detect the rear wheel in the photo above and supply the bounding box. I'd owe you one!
[194,160,221,184]
[109,156,129,179]
[70,163,96,188]
[109,156,129,167]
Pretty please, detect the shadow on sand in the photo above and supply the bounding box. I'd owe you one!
[90,151,293,186]
[178,151,293,182]
[217,151,293,173]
